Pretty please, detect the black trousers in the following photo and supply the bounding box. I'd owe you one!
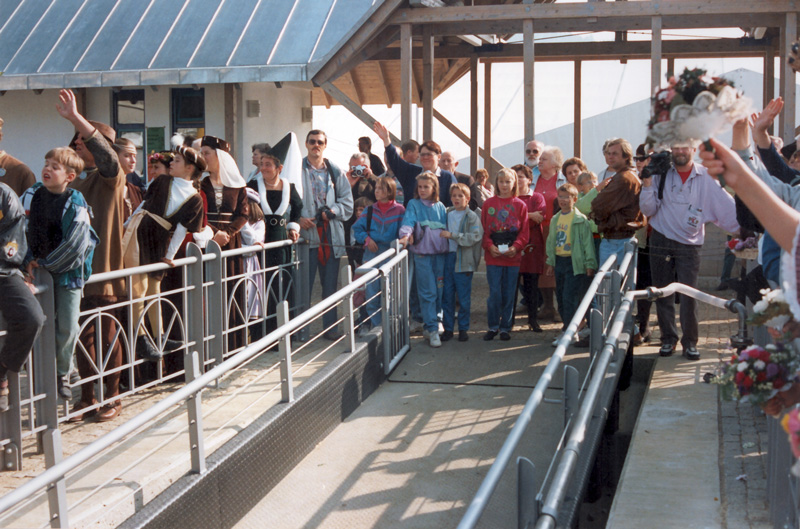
[649,230,701,349]
[0,273,45,373]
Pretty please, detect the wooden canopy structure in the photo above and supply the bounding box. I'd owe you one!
[307,0,799,174]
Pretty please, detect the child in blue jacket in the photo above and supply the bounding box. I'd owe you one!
[398,172,448,347]
[352,177,405,329]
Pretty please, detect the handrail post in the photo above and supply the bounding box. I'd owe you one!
[517,456,538,529]
[381,265,392,374]
[343,265,355,353]
[294,242,310,342]
[186,244,205,377]
[206,241,224,367]
[185,350,205,474]
[611,270,622,314]
[278,301,294,403]
[36,271,58,456]
[42,428,67,528]
[589,308,603,365]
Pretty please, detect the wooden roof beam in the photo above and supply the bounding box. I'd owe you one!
[321,81,401,144]
[342,71,362,106]
[391,1,797,25]
[376,60,393,108]
[372,38,776,62]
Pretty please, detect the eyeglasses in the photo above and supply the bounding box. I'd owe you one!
[419,151,436,157]
[307,139,325,146]
[526,149,539,155]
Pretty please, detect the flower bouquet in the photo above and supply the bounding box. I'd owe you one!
[713,343,799,406]
[728,235,758,260]
[647,67,751,150]
[750,288,795,332]
[781,407,800,475]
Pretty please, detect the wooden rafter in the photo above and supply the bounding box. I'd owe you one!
[323,91,333,109]
[321,81,401,144]
[434,58,470,97]
[376,60,392,108]
[343,71,362,106]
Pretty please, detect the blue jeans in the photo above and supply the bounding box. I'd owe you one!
[555,256,590,327]
[307,249,341,331]
[408,257,422,322]
[442,252,473,332]
[54,285,82,377]
[599,237,634,270]
[486,265,519,333]
[413,253,445,333]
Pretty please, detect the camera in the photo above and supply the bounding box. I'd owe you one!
[351,165,367,177]
[315,205,334,224]
[640,151,672,180]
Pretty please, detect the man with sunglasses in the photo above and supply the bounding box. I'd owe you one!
[299,130,354,340]
[524,140,544,179]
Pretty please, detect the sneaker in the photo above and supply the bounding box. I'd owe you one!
[410,320,425,334]
[458,330,469,342]
[528,322,543,333]
[136,335,163,362]
[659,343,675,357]
[441,330,454,342]
[499,331,511,341]
[577,327,591,339]
[322,330,343,341]
[69,370,80,385]
[161,339,184,352]
[483,330,498,341]
[358,324,372,337]
[684,346,700,361]
[552,335,561,347]
[429,333,442,348]
[57,375,72,400]
[438,322,445,334]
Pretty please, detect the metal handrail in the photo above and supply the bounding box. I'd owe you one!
[0,247,394,516]
[456,252,621,529]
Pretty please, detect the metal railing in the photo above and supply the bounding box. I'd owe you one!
[0,242,409,527]
[458,239,752,529]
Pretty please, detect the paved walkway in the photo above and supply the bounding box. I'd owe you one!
[607,296,771,529]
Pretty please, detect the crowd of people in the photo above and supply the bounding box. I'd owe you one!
[0,86,768,423]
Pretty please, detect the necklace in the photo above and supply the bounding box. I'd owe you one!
[264,177,281,188]
[213,184,223,210]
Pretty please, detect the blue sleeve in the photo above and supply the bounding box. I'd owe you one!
[761,233,782,284]
[385,145,417,198]
[757,144,800,185]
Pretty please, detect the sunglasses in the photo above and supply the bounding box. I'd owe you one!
[307,139,326,146]
[526,149,539,155]
[634,156,650,162]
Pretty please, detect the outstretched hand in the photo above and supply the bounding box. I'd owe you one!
[373,121,391,147]
[56,89,79,122]
[753,98,784,135]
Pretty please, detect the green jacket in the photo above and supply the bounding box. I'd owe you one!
[445,206,483,272]
[545,208,598,275]
[575,188,599,234]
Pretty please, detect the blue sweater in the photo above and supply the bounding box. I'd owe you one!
[384,145,457,208]
[352,201,406,260]
[399,198,448,255]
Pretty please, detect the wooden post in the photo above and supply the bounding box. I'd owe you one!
[574,60,582,158]
[651,16,662,96]
[523,19,534,143]
[470,56,479,176]
[667,57,675,78]
[765,47,776,134]
[484,60,493,174]
[401,23,413,142]
[781,12,797,142]
[422,27,434,142]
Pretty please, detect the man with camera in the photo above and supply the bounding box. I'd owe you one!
[639,142,739,360]
[299,130,354,340]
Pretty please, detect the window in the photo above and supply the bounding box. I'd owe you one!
[171,87,205,139]
[113,89,145,174]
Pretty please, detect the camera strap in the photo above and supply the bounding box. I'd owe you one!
[324,158,338,198]
[657,170,667,201]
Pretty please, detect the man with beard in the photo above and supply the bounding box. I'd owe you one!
[639,142,739,361]
[524,140,544,179]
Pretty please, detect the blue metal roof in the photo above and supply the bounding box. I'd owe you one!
[0,0,380,90]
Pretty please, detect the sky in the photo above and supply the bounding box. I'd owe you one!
[313,28,781,172]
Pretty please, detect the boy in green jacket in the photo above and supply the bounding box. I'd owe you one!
[545,183,598,334]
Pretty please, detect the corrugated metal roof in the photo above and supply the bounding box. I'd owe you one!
[0,0,381,90]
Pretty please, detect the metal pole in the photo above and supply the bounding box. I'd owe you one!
[42,429,67,528]
[382,269,391,374]
[517,456,538,529]
[563,365,579,428]
[294,242,310,343]
[278,301,294,403]
[206,241,225,365]
[343,265,356,353]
